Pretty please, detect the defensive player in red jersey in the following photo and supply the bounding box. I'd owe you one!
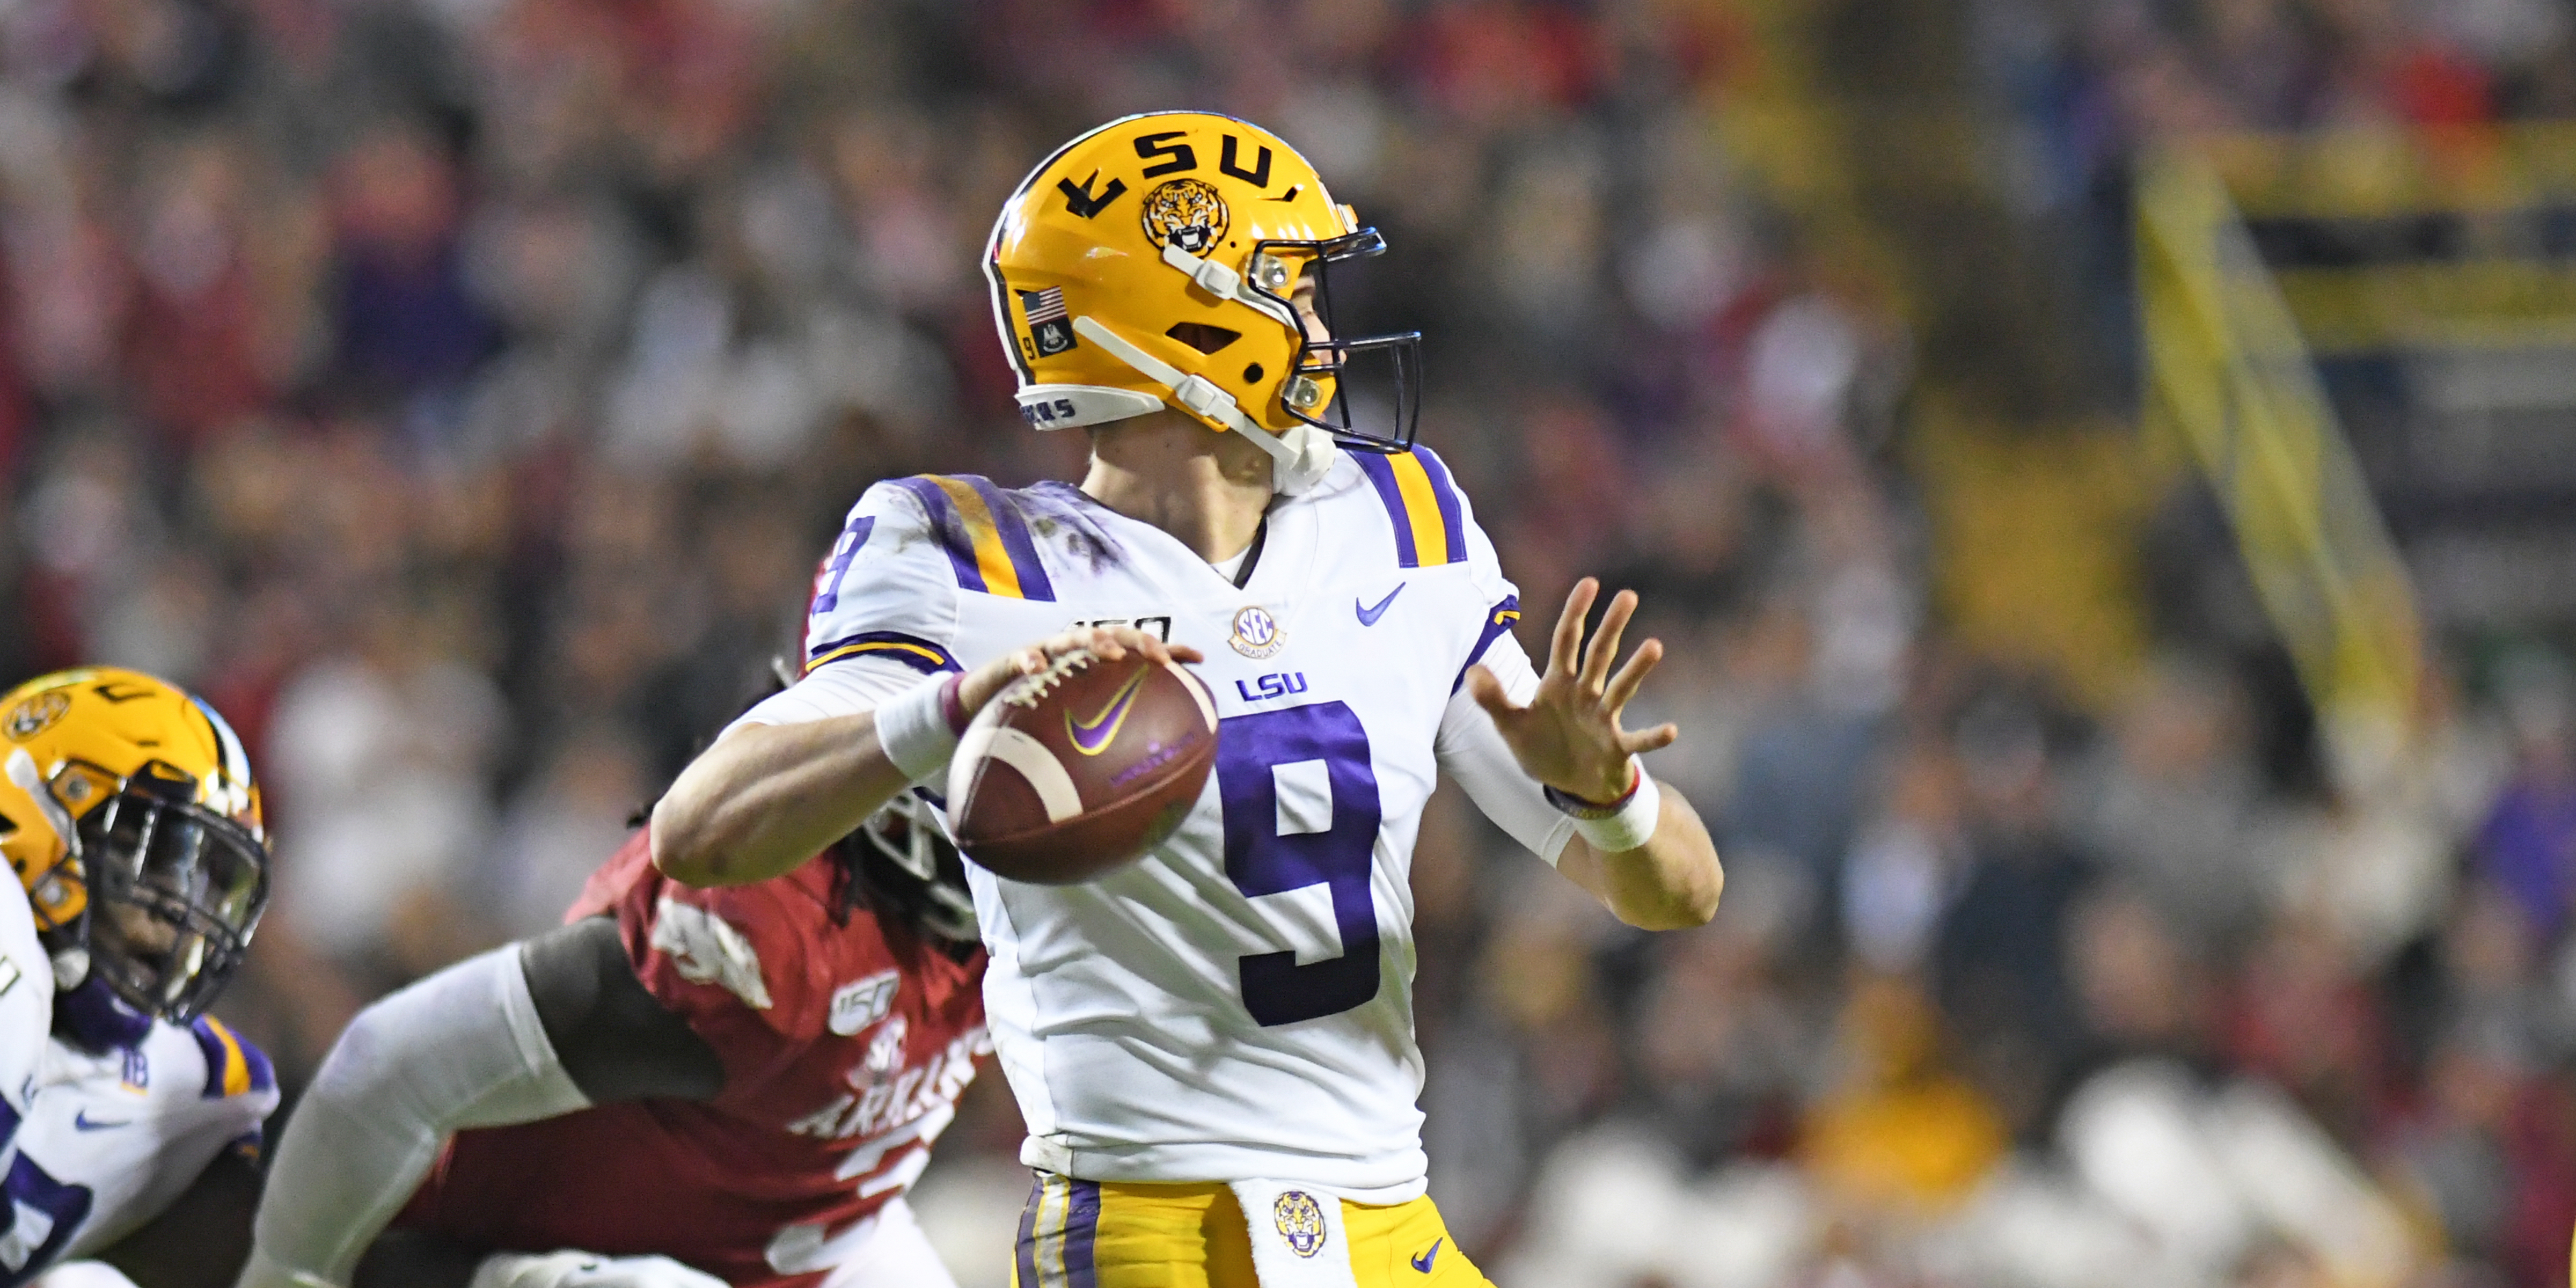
[233,793,989,1288]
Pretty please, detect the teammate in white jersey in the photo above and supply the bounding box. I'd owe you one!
[0,784,54,1228]
[0,668,277,1288]
[652,112,1721,1288]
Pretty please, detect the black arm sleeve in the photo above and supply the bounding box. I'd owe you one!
[97,1147,261,1288]
[518,917,725,1105]
[350,1229,489,1288]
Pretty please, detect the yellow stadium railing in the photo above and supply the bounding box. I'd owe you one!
[2135,150,2423,790]
[2199,124,2576,353]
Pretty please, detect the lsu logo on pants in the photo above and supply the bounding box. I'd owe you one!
[1273,1191,1326,1258]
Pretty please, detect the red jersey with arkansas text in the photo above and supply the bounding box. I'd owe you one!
[394,829,990,1288]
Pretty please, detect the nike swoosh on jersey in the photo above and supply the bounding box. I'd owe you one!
[1065,665,1152,756]
[1411,1239,1442,1273]
[74,1109,129,1131]
[1356,584,1406,626]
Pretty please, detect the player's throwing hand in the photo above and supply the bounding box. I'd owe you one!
[957,624,1205,714]
[1466,576,1679,806]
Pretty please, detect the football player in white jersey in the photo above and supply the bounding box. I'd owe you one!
[649,112,1721,1288]
[0,668,279,1288]
[0,763,54,1254]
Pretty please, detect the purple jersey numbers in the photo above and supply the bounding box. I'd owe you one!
[0,1099,93,1287]
[811,515,877,614]
[1215,703,1382,1026]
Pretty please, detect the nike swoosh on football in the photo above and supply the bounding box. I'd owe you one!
[1065,666,1152,756]
[1356,584,1406,626]
[74,1111,129,1131]
[1410,1239,1442,1274]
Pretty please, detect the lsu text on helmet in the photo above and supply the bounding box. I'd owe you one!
[984,111,1422,494]
[0,667,269,1023]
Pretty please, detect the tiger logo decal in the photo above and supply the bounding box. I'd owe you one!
[1272,1190,1326,1258]
[1140,178,1228,256]
[4,690,68,742]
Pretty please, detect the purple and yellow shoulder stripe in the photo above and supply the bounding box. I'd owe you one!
[189,1015,274,1100]
[807,631,962,676]
[1454,596,1523,691]
[895,475,1058,601]
[1355,448,1468,569]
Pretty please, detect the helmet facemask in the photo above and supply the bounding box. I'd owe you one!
[73,776,269,1024]
[1245,229,1422,455]
[851,793,979,947]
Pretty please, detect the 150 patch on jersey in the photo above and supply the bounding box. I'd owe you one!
[829,970,899,1036]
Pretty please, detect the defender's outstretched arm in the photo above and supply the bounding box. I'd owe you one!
[238,919,722,1288]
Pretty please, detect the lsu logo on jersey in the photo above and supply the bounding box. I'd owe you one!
[1272,1190,1326,1257]
[1234,672,1308,703]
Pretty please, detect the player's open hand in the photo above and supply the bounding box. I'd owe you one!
[960,625,1206,715]
[1467,577,1677,803]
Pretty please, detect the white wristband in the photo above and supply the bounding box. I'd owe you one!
[874,673,963,782]
[1572,770,1660,853]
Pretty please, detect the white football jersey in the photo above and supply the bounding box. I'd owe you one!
[0,882,52,1206]
[794,449,1571,1200]
[1,989,276,1286]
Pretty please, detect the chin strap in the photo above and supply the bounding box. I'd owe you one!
[1070,316,1336,494]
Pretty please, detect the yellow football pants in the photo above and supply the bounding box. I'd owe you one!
[1009,1173,1494,1288]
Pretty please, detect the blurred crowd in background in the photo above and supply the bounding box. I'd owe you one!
[8,1,2576,1286]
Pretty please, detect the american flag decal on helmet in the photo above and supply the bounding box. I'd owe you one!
[1020,287,1066,322]
[1019,288,1075,355]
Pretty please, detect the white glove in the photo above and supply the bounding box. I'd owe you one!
[467,1252,729,1288]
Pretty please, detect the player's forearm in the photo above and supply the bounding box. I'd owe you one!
[650,714,913,887]
[1563,791,1721,931]
[243,949,589,1288]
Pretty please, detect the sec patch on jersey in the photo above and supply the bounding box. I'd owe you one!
[947,649,1217,885]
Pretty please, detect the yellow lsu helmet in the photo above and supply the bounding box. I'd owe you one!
[984,111,1422,493]
[1,667,269,1023]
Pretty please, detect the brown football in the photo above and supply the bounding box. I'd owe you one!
[945,649,1219,884]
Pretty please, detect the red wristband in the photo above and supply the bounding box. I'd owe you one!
[938,672,970,735]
